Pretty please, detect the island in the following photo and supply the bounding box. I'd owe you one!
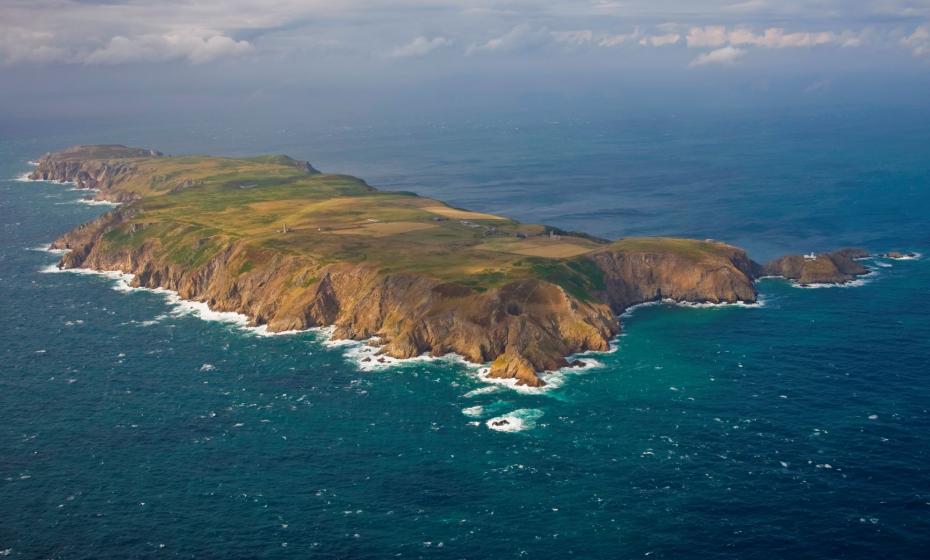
[33,145,873,386]
[764,248,870,285]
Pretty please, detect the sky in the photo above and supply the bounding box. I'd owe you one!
[1,0,929,125]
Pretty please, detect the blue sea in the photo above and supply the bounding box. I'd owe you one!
[2,110,930,558]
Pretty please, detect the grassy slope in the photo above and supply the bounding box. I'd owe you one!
[92,152,732,295]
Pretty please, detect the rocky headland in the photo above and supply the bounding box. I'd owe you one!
[34,145,874,386]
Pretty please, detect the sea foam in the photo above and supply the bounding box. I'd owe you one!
[39,263,485,371]
[463,385,503,398]
[13,174,74,186]
[340,338,476,373]
[486,408,544,432]
[790,270,879,289]
[469,354,607,395]
[621,297,764,319]
[30,244,69,255]
[38,266,289,335]
[76,199,120,207]
[461,400,510,419]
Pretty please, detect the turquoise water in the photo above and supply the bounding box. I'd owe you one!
[2,113,930,558]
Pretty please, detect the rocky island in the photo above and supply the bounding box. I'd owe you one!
[35,145,873,386]
[764,248,871,286]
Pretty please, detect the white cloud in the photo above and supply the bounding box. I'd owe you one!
[688,25,851,49]
[639,33,681,47]
[548,23,862,55]
[0,28,72,64]
[725,0,769,12]
[690,45,746,66]
[902,25,930,56]
[0,0,923,67]
[84,33,251,65]
[552,28,643,47]
[598,28,643,47]
[552,27,678,48]
[551,30,596,46]
[740,28,835,48]
[388,36,451,58]
[552,27,680,49]
[467,24,551,54]
[686,25,729,48]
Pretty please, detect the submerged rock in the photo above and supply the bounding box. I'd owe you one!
[883,251,918,260]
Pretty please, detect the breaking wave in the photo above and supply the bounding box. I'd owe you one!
[486,408,544,432]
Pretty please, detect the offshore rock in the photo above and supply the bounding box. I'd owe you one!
[764,248,870,286]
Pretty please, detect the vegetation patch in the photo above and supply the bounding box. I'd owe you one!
[527,258,604,301]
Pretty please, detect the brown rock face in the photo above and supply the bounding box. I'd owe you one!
[29,145,161,203]
[589,243,759,312]
[764,248,870,285]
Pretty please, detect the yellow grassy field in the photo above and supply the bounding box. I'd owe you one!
[509,243,596,258]
[421,205,506,221]
[327,221,438,237]
[477,238,598,258]
[247,199,308,213]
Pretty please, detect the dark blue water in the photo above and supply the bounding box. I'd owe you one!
[2,112,929,558]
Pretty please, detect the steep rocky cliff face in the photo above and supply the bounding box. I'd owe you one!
[590,244,759,313]
[764,248,870,285]
[29,145,160,202]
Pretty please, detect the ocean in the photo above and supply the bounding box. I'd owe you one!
[1,110,929,558]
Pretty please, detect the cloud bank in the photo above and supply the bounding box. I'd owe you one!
[690,45,746,66]
[388,36,452,58]
[85,33,252,65]
[0,0,927,69]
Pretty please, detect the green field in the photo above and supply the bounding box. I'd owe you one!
[84,153,600,287]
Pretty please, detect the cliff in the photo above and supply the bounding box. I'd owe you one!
[41,145,763,386]
[30,145,163,203]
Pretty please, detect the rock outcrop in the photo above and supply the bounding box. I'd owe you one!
[590,243,759,312]
[30,145,161,203]
[882,251,918,260]
[764,248,870,286]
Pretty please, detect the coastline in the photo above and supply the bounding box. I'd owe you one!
[18,147,884,387]
[36,248,781,395]
[39,254,909,394]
